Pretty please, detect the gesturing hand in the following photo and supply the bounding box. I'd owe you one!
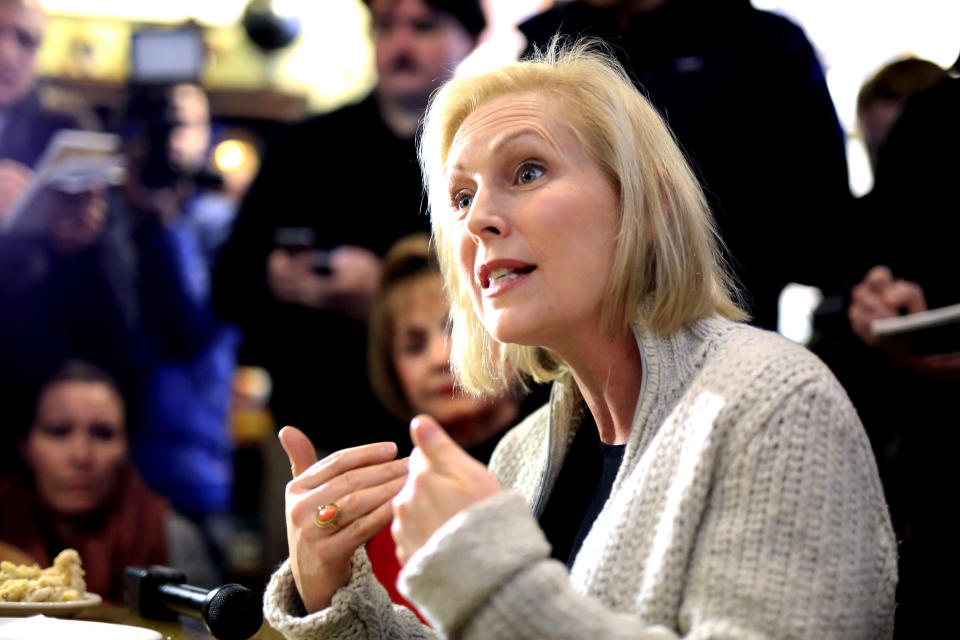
[392,415,502,566]
[280,426,408,613]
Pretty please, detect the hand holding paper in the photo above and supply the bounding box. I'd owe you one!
[0,130,124,236]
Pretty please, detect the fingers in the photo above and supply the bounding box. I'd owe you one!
[391,415,503,565]
[882,279,927,315]
[0,159,33,184]
[320,475,406,546]
[296,441,400,488]
[410,414,467,471]
[850,283,894,320]
[862,265,893,292]
[299,456,408,508]
[323,499,397,560]
[285,438,407,533]
[279,426,319,477]
[851,266,927,318]
[285,464,402,615]
[850,266,930,351]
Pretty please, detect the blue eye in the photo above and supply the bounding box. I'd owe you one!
[455,193,473,211]
[518,165,543,184]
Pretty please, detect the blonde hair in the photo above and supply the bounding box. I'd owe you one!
[420,39,744,395]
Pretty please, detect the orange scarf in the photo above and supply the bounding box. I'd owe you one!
[0,465,170,602]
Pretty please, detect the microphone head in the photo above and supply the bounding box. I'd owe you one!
[202,583,263,640]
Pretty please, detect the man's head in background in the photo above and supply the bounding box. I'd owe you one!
[0,0,45,111]
[366,0,484,113]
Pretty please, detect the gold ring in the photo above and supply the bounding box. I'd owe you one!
[315,503,342,529]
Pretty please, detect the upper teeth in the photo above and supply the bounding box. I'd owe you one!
[489,267,520,285]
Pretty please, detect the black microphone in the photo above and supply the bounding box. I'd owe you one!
[124,566,263,640]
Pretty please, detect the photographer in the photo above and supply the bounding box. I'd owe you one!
[118,80,241,553]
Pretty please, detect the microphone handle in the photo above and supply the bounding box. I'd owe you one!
[157,582,209,619]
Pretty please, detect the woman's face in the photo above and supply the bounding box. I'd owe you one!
[391,274,496,427]
[24,381,128,517]
[445,91,621,355]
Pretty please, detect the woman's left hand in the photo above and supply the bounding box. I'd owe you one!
[392,415,502,566]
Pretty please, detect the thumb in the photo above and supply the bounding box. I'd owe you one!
[410,414,465,469]
[279,425,318,477]
[863,265,893,292]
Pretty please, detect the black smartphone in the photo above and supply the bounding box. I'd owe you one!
[273,227,315,252]
[272,227,331,275]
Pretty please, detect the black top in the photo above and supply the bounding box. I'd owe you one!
[0,87,81,167]
[0,89,106,467]
[538,411,627,569]
[808,76,959,638]
[213,93,430,450]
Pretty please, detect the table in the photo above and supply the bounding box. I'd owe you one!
[80,601,284,640]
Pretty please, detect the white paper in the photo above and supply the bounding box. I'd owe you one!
[0,615,160,640]
[0,130,125,235]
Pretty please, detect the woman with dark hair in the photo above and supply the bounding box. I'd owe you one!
[364,232,522,616]
[0,360,217,601]
[367,233,520,461]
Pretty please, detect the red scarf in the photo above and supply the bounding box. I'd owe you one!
[0,465,170,602]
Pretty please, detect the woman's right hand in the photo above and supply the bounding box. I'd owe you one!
[279,426,408,613]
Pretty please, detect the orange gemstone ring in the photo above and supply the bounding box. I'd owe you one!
[315,503,342,529]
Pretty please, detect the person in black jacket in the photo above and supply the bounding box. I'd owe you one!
[0,0,111,465]
[519,0,852,330]
[213,0,484,452]
[817,60,960,637]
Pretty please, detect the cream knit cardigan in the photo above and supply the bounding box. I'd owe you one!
[264,317,897,639]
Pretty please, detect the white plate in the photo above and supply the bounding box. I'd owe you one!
[0,615,162,640]
[0,592,101,617]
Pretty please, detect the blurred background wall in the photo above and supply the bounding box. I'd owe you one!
[33,0,959,195]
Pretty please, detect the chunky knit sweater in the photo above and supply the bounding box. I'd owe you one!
[263,317,897,639]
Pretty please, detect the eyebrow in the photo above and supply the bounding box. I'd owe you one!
[491,127,553,156]
[448,127,554,177]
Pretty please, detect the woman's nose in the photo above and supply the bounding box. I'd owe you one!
[464,188,509,241]
[68,435,95,467]
[381,23,416,60]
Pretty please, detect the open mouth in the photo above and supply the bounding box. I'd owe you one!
[478,263,536,289]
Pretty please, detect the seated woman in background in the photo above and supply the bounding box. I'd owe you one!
[363,232,522,616]
[367,232,521,462]
[267,41,896,639]
[0,360,217,601]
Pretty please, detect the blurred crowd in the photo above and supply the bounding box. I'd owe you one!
[0,0,955,636]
